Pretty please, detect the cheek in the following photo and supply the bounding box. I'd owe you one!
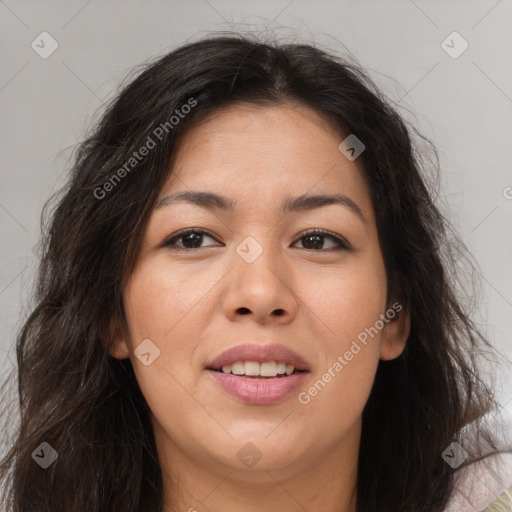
[121,263,203,439]
[297,283,382,432]
[121,257,215,403]
[304,260,386,346]
[122,257,208,342]
[294,259,385,420]
[296,355,378,442]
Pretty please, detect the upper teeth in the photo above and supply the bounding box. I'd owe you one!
[221,361,296,376]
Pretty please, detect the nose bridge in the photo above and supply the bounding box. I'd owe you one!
[233,232,283,290]
[222,231,297,323]
[233,233,283,295]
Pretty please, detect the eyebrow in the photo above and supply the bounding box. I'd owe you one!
[156,190,367,225]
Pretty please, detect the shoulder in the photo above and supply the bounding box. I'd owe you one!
[484,486,512,512]
[444,452,512,511]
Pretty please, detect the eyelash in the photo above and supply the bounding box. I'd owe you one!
[161,228,351,252]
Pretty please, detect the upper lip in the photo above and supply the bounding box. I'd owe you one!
[206,343,311,371]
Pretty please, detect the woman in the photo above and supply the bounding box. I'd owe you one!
[0,33,510,512]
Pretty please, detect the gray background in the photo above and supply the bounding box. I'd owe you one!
[1,1,511,433]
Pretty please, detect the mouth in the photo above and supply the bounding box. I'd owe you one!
[205,343,311,405]
[205,342,311,375]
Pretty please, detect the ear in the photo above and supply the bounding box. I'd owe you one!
[107,315,131,360]
[379,301,410,361]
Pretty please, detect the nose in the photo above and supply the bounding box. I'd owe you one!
[221,237,298,325]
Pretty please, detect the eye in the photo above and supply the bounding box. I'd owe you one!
[293,229,351,251]
[161,229,220,250]
[161,228,351,252]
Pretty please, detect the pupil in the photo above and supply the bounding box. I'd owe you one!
[183,233,202,248]
[304,235,323,250]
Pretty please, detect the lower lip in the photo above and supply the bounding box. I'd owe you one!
[207,370,309,405]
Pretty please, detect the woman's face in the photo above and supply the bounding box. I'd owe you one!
[110,102,409,481]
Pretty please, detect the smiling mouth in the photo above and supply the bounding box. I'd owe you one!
[206,359,310,405]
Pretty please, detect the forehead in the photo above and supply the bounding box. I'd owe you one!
[159,102,373,220]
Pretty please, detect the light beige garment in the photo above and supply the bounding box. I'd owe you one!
[445,453,512,511]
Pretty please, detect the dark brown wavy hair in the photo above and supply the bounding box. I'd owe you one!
[0,32,509,512]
